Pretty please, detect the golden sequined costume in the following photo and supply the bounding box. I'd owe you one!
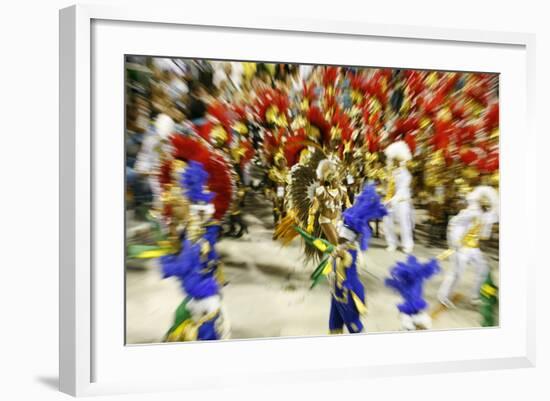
[306,159,350,245]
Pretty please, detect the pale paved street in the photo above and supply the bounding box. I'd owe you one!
[126,192,499,344]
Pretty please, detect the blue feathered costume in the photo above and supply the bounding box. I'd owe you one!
[385,255,440,330]
[327,184,387,334]
[161,161,225,341]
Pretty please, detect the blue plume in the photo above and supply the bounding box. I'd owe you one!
[342,184,388,250]
[385,255,440,315]
[180,161,214,203]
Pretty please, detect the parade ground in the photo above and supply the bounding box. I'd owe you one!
[126,191,499,344]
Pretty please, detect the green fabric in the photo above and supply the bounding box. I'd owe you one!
[293,226,336,289]
[294,226,335,253]
[126,244,173,258]
[165,297,192,339]
[480,274,498,327]
[310,257,330,289]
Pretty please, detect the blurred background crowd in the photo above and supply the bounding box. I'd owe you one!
[125,56,498,243]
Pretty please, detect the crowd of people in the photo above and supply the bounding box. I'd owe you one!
[125,56,500,341]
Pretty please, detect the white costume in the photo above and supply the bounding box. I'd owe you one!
[134,113,175,209]
[382,141,415,253]
[438,186,499,306]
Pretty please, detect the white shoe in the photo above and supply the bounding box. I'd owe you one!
[470,298,482,307]
[412,312,432,330]
[402,246,414,254]
[400,314,415,331]
[386,245,397,252]
[438,295,456,309]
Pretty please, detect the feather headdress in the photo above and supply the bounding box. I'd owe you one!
[384,140,412,162]
[316,159,339,181]
[322,66,339,88]
[283,130,308,168]
[207,102,232,132]
[467,185,499,215]
[302,82,317,105]
[287,149,326,261]
[255,88,289,127]
[306,106,331,145]
[196,102,233,147]
[168,134,235,221]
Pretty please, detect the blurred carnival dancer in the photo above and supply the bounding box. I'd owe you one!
[385,255,440,330]
[382,140,415,253]
[294,184,387,334]
[161,161,230,341]
[438,185,499,308]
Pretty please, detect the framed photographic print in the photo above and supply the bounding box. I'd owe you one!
[60,3,536,397]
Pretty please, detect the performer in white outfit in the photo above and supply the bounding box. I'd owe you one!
[134,113,175,210]
[382,141,415,253]
[438,185,499,307]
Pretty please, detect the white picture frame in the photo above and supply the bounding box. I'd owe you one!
[59,4,536,397]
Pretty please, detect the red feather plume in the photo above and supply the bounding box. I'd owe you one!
[484,102,499,132]
[284,129,308,167]
[478,149,499,173]
[302,82,317,103]
[239,139,255,169]
[208,102,232,131]
[323,66,339,88]
[307,106,331,145]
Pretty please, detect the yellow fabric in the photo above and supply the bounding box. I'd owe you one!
[322,260,333,276]
[135,247,176,259]
[166,310,221,342]
[166,320,198,342]
[200,241,211,255]
[384,176,395,203]
[462,219,481,248]
[351,291,367,315]
[215,265,226,287]
[313,239,328,253]
[481,283,497,297]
